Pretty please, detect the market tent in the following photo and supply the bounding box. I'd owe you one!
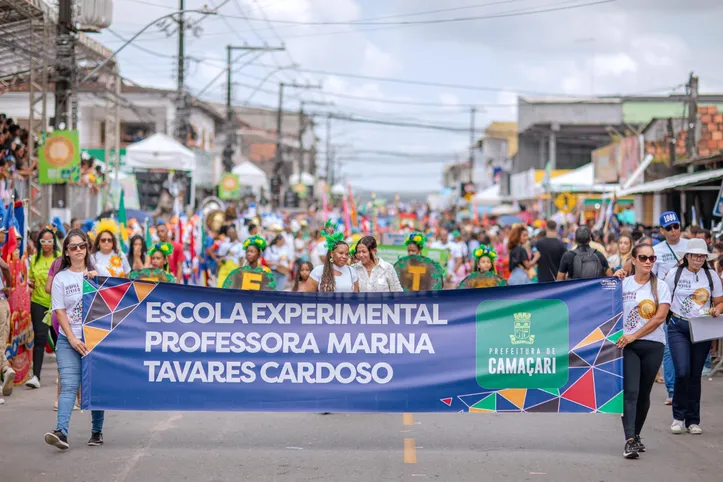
[331,183,345,196]
[125,133,196,172]
[231,161,269,191]
[473,184,502,206]
[545,163,617,193]
[290,172,315,186]
[490,204,520,216]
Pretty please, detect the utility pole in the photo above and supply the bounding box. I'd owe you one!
[325,113,332,185]
[55,0,73,130]
[298,102,305,174]
[174,0,189,143]
[223,44,284,172]
[272,81,321,209]
[468,106,476,183]
[686,72,699,168]
[54,0,74,213]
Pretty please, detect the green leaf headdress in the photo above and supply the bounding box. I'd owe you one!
[349,239,359,258]
[149,241,174,258]
[404,232,426,250]
[324,231,345,251]
[243,234,268,252]
[473,244,498,264]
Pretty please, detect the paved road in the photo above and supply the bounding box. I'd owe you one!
[1,357,722,482]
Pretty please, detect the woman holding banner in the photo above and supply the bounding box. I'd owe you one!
[353,236,403,293]
[306,232,359,293]
[614,243,671,459]
[45,229,105,450]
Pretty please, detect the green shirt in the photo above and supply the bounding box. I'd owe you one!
[29,253,58,308]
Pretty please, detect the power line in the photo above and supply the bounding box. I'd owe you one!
[217,0,616,27]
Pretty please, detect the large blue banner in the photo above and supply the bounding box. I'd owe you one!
[81,278,624,413]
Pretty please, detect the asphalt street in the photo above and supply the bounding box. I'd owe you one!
[1,357,722,482]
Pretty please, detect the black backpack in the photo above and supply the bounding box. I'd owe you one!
[571,246,604,279]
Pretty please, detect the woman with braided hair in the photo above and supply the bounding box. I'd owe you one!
[305,230,359,293]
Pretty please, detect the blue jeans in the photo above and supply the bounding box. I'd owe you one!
[273,271,288,291]
[56,335,104,436]
[667,317,711,426]
[508,267,530,285]
[663,324,675,395]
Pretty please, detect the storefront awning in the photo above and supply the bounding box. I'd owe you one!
[617,168,723,196]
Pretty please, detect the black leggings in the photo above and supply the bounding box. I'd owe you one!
[622,339,664,440]
[30,301,57,379]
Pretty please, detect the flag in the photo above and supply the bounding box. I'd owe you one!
[144,217,152,248]
[118,189,128,251]
[542,160,552,190]
[691,206,698,227]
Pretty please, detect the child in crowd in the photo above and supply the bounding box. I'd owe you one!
[292,261,313,292]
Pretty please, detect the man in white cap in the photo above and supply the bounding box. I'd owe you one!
[653,211,689,281]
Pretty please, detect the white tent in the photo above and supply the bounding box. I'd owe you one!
[330,183,345,196]
[232,161,269,191]
[546,163,617,193]
[125,133,195,172]
[473,184,502,206]
[290,172,315,186]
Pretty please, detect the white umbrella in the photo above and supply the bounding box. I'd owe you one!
[289,172,315,186]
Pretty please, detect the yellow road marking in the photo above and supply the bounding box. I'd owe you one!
[404,438,417,464]
[402,412,414,426]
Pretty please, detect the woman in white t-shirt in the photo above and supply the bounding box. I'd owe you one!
[45,229,106,451]
[663,238,723,436]
[90,220,131,278]
[614,242,671,459]
[305,233,359,293]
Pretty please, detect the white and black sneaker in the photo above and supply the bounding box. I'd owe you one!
[2,367,15,396]
[44,430,69,450]
[634,435,646,453]
[623,439,639,459]
[88,432,103,446]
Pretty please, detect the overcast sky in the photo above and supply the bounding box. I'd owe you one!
[98,0,723,194]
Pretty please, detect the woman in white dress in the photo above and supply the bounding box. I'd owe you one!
[90,219,131,278]
[353,236,402,293]
[304,232,359,293]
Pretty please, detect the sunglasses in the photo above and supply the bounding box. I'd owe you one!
[664,224,680,231]
[99,238,113,244]
[68,242,87,252]
[637,255,657,263]
[39,239,54,245]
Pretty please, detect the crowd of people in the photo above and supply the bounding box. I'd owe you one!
[0,199,720,459]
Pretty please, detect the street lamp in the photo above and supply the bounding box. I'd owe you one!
[80,7,217,84]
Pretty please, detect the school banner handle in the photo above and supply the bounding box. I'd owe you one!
[81,277,624,413]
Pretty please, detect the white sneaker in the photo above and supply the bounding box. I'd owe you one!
[688,424,703,435]
[2,367,15,396]
[671,420,685,434]
[25,376,40,389]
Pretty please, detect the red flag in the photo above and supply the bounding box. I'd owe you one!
[3,226,17,262]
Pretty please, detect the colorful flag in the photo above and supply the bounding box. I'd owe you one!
[118,189,128,252]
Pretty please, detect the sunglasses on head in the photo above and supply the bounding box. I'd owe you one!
[664,224,680,231]
[637,255,657,263]
[68,242,87,252]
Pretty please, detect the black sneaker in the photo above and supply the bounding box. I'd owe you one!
[44,430,69,450]
[634,435,646,453]
[623,439,639,459]
[88,432,104,446]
